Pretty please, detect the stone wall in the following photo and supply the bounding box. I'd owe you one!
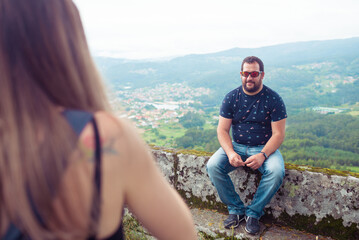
[151,148,359,240]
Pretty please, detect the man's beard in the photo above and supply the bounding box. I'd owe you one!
[243,80,261,93]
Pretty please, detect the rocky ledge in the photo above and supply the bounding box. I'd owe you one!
[151,147,359,240]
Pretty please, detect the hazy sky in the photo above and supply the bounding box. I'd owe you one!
[73,0,359,59]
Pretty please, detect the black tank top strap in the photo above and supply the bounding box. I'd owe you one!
[64,110,124,240]
[64,110,105,240]
[63,110,104,239]
[88,114,125,240]
[87,116,102,240]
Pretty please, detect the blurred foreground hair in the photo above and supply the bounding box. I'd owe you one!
[0,0,109,238]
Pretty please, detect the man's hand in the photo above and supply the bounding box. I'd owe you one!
[228,152,245,167]
[244,153,266,170]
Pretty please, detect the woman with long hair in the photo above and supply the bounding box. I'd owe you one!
[0,0,197,239]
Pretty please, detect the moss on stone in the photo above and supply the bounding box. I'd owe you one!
[149,145,176,153]
[123,213,153,239]
[197,231,215,240]
[176,149,213,157]
[152,146,359,178]
[177,189,228,214]
[150,145,213,156]
[283,182,300,198]
[285,163,359,178]
[148,144,161,150]
[197,231,248,240]
[276,211,359,240]
[172,153,179,188]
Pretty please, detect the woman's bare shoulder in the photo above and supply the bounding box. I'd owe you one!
[93,111,126,133]
[73,111,129,163]
[91,111,148,162]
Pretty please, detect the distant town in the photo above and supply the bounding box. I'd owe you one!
[109,83,211,128]
[312,106,350,114]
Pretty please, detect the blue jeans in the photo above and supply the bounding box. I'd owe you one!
[206,142,285,219]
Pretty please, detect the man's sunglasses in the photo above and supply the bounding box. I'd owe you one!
[241,71,262,78]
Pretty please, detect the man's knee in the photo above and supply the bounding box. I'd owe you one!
[265,152,285,178]
[264,162,285,181]
[206,156,218,177]
[273,166,285,180]
[206,148,225,174]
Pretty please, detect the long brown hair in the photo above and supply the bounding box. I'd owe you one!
[0,0,109,238]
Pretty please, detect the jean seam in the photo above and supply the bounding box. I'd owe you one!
[245,214,259,219]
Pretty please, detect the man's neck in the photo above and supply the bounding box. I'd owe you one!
[242,84,264,96]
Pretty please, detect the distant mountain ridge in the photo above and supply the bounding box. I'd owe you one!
[210,37,359,65]
[95,37,359,111]
[95,37,359,88]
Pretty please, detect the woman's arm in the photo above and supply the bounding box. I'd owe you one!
[115,119,197,240]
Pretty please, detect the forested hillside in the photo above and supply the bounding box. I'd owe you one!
[281,112,359,171]
[172,112,359,172]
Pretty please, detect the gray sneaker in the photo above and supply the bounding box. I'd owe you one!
[245,216,260,234]
[224,214,245,229]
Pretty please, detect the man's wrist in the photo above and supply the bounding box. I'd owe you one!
[260,151,268,160]
[229,151,240,160]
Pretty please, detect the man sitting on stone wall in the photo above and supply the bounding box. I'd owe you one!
[206,56,287,234]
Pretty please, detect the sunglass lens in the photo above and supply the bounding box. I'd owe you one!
[242,71,260,77]
[251,72,259,77]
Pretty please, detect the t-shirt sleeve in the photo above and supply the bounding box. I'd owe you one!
[219,93,234,119]
[270,96,287,122]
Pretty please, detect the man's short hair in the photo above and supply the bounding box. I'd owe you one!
[241,56,264,72]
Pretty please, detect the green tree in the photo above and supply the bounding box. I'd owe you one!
[175,128,219,152]
[179,112,205,128]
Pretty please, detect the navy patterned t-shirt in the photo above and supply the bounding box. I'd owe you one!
[220,85,287,146]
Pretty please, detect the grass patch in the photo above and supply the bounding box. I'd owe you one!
[141,122,186,146]
[123,213,152,240]
[346,166,359,173]
[348,111,359,116]
[141,122,216,148]
[202,122,216,130]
